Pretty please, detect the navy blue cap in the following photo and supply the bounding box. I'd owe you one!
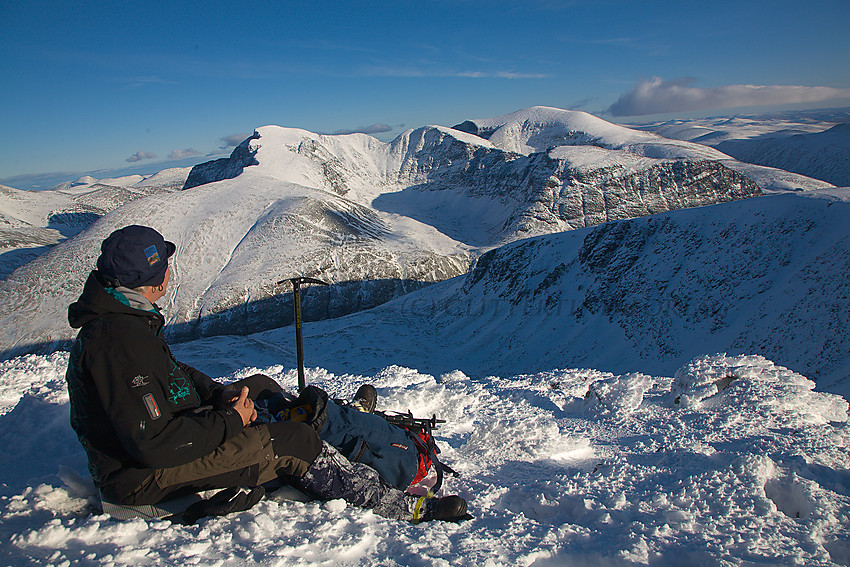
[96,225,176,288]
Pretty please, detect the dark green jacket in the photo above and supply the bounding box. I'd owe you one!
[65,271,243,502]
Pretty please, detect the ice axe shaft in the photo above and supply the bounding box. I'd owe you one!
[278,277,329,391]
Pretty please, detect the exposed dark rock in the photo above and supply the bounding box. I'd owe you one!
[182,132,260,190]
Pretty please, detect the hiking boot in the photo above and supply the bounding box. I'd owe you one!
[414,494,469,523]
[349,384,377,413]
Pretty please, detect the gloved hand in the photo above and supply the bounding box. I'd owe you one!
[181,486,265,524]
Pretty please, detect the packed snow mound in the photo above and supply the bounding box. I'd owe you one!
[1,351,848,565]
[671,354,849,424]
[583,372,655,419]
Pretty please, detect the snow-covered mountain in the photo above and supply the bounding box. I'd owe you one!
[463,106,836,193]
[455,106,733,159]
[186,113,761,246]
[635,107,850,188]
[0,107,773,358]
[174,187,849,397]
[0,171,189,278]
[714,123,850,187]
[0,175,470,355]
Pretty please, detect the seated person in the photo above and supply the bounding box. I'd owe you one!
[65,225,467,523]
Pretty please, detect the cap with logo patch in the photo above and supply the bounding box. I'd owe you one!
[96,225,176,289]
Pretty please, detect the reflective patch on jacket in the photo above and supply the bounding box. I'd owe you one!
[142,393,161,420]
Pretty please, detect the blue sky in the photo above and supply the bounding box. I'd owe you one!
[2,0,849,188]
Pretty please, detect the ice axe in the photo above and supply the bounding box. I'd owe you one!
[277,277,329,391]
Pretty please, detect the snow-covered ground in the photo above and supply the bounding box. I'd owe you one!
[1,348,848,566]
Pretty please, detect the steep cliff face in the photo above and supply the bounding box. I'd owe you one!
[547,158,759,231]
[376,127,760,245]
[457,189,850,390]
[182,133,260,190]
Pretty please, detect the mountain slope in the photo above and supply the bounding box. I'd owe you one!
[715,123,850,186]
[0,174,470,356]
[634,108,850,188]
[195,188,850,395]
[0,172,187,278]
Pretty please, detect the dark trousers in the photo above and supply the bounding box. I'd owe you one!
[127,375,321,505]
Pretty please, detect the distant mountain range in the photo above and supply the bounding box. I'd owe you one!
[714,124,850,187]
[0,107,842,372]
[0,172,187,278]
[636,107,850,187]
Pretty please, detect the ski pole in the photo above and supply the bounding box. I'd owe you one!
[277,277,329,391]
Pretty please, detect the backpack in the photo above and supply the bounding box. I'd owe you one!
[269,386,456,491]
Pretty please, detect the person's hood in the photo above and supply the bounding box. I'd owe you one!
[68,271,164,330]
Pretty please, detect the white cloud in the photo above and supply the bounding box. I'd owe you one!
[358,65,551,80]
[608,77,850,116]
[455,71,552,79]
[168,148,201,160]
[333,123,393,136]
[126,151,157,163]
[220,133,253,148]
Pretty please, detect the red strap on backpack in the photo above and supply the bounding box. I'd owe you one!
[410,430,435,485]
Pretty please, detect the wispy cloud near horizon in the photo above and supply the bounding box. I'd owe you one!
[455,71,553,79]
[609,77,850,116]
[126,151,157,163]
[332,123,394,136]
[168,148,201,160]
[220,133,253,148]
[358,64,552,80]
[120,76,176,91]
